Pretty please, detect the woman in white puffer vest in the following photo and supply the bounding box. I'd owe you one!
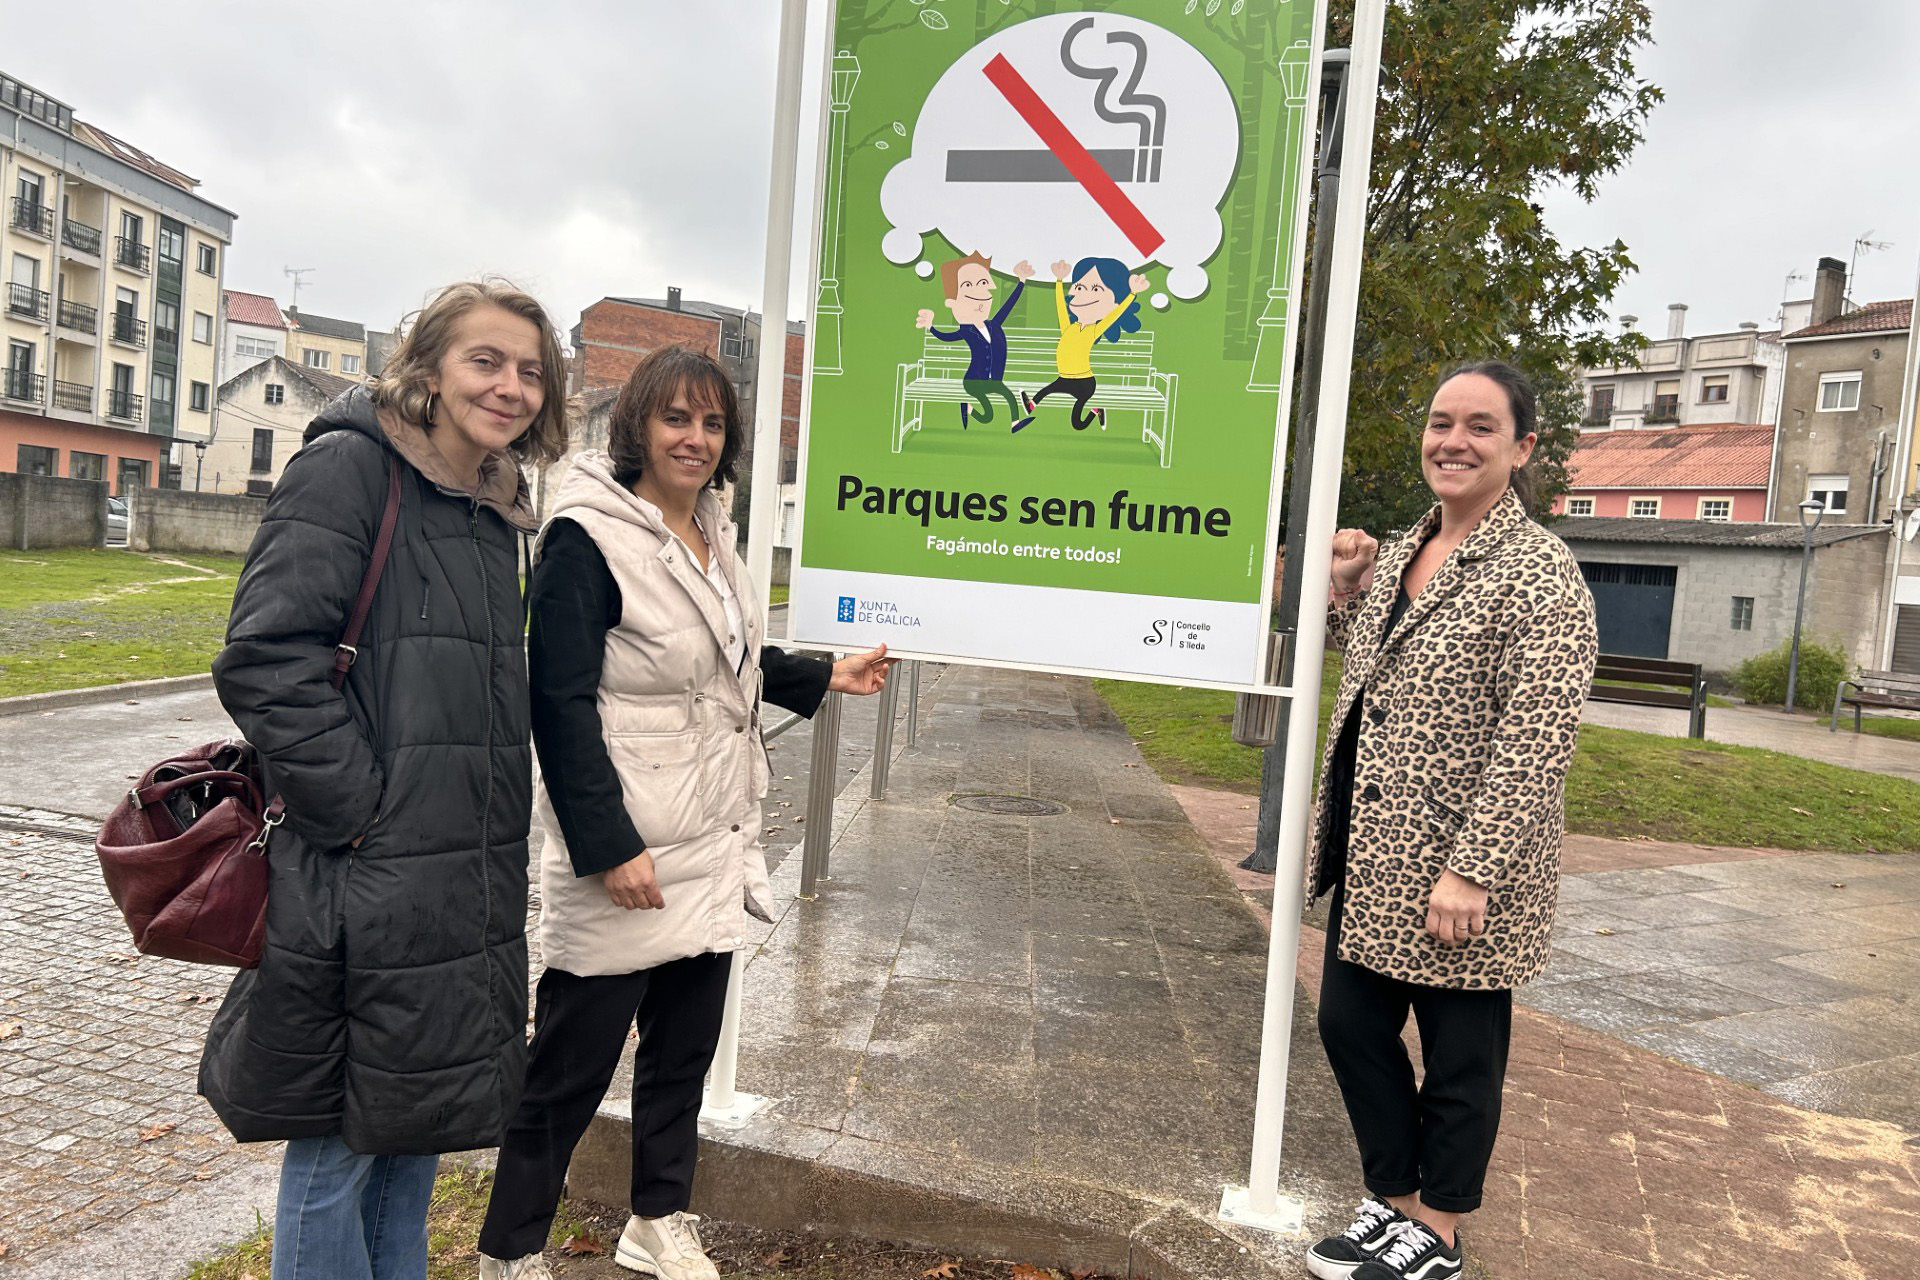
[477,347,894,1280]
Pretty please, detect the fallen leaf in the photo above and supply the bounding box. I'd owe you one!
[560,1233,605,1256]
[138,1122,177,1142]
[762,1248,791,1267]
[1831,883,1847,889]
[922,1263,959,1279]
[1072,1271,1098,1280]
[0,1241,9,1259]
[177,716,194,722]
[1008,1266,1056,1280]
[192,1170,215,1181]
[1789,806,1814,817]
[1593,927,1616,937]
[1109,818,1122,825]
[0,1020,22,1041]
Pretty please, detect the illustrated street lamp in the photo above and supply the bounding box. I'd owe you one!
[1783,495,1826,713]
[812,51,860,377]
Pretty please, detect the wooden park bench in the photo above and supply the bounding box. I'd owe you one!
[1587,653,1708,739]
[1830,669,1920,733]
[893,325,1180,467]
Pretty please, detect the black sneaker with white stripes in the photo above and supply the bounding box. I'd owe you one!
[1349,1219,1462,1280]
[1306,1198,1411,1280]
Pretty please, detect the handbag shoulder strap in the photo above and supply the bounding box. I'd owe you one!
[329,455,404,690]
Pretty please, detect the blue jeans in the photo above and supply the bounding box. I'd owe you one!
[272,1135,440,1280]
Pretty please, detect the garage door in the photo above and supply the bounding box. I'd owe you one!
[1893,606,1920,675]
[1579,562,1676,659]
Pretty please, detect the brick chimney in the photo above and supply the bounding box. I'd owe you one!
[1666,303,1688,339]
[1812,257,1846,325]
[667,286,682,311]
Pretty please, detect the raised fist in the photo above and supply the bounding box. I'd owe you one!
[1051,259,1072,280]
[1129,273,1150,295]
[914,308,935,330]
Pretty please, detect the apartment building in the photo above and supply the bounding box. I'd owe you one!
[283,307,368,381]
[1,71,233,493]
[219,289,286,382]
[1581,304,1783,431]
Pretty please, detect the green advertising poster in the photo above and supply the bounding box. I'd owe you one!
[791,0,1321,688]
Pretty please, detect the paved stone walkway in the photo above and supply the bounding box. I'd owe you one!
[1180,791,1920,1279]
[1581,698,1920,785]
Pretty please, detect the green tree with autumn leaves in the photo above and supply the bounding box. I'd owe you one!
[1325,0,1660,531]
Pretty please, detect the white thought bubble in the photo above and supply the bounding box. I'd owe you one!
[879,13,1239,301]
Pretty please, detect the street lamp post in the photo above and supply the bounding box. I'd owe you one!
[192,440,207,493]
[1784,495,1826,713]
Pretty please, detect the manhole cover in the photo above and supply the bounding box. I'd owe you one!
[951,794,1068,817]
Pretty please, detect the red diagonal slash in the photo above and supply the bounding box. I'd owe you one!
[982,53,1165,258]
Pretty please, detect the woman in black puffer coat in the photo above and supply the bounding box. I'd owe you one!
[205,280,568,1280]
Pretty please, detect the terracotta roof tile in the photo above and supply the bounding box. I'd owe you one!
[1787,298,1912,340]
[1567,421,1773,491]
[223,290,287,330]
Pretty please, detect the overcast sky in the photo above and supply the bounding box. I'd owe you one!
[10,0,1916,346]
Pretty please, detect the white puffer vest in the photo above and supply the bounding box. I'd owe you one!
[533,452,773,977]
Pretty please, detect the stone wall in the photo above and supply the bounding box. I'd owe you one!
[130,489,265,556]
[0,473,106,550]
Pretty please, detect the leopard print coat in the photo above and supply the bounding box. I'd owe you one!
[1308,489,1598,990]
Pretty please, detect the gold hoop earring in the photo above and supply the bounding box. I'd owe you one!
[423,392,438,427]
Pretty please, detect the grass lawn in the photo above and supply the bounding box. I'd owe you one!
[0,548,241,698]
[768,584,789,607]
[1859,715,1920,742]
[1095,657,1920,854]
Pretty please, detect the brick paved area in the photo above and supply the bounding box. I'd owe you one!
[0,804,275,1266]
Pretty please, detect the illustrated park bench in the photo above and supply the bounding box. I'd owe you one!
[1587,653,1708,739]
[893,326,1179,467]
[1830,669,1920,733]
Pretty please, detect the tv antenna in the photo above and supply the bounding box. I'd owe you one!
[284,266,315,311]
[1847,232,1893,304]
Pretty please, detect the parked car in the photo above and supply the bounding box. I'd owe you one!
[106,496,128,545]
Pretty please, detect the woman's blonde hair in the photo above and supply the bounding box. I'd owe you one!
[370,279,569,467]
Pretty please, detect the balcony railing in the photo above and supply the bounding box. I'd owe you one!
[11,197,53,238]
[3,369,45,402]
[53,379,93,412]
[56,297,97,334]
[60,216,102,255]
[5,282,50,321]
[111,313,148,348]
[106,389,144,423]
[114,236,151,273]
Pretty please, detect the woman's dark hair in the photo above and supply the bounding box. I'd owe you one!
[1433,359,1539,511]
[607,346,745,491]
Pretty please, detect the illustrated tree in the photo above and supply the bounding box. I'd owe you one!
[1319,0,1659,531]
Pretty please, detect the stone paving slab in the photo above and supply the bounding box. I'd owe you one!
[1183,791,1920,1279]
[574,666,1362,1279]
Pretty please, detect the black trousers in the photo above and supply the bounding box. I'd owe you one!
[478,951,732,1260]
[1031,375,1099,429]
[1316,885,1512,1214]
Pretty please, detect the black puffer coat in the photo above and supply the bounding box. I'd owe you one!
[202,388,534,1155]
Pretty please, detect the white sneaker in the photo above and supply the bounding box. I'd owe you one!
[615,1212,720,1280]
[479,1252,554,1280]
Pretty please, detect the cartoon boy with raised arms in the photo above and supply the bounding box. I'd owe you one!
[915,252,1036,433]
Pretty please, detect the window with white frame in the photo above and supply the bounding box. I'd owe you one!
[197,243,217,275]
[1808,474,1849,514]
[1818,372,1862,412]
[1698,498,1733,522]
[192,312,213,344]
[1628,497,1661,519]
[341,353,360,375]
[303,348,330,370]
[1564,497,1595,516]
[1730,597,1753,631]
[189,381,209,412]
[265,383,285,405]
[235,335,277,359]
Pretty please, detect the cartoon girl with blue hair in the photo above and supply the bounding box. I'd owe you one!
[1020,256,1149,432]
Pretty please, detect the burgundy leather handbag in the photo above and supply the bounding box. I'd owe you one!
[95,457,403,967]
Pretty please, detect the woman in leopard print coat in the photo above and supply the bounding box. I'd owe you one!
[1303,362,1597,1280]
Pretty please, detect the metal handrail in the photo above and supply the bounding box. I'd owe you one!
[106,390,144,422]
[57,298,97,333]
[3,370,45,402]
[111,313,148,347]
[114,236,151,272]
[60,217,101,255]
[5,282,50,320]
[53,380,92,412]
[10,198,52,237]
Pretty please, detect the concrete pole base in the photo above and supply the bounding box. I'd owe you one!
[1217,1185,1305,1235]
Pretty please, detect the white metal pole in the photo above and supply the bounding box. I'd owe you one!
[744,0,812,605]
[1232,0,1388,1228]
[706,0,810,1130]
[1875,254,1920,667]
